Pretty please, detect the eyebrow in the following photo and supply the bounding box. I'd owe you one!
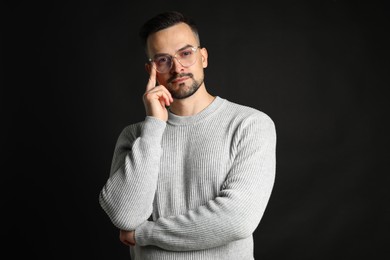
[151,44,194,59]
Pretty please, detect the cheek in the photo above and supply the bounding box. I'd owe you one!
[156,74,165,85]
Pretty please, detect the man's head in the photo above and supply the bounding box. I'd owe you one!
[139,11,200,51]
[139,11,208,100]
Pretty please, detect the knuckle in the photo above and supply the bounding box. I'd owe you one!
[143,92,153,100]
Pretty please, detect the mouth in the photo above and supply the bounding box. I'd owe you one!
[171,76,190,84]
[169,73,193,84]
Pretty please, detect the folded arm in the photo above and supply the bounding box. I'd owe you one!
[135,114,277,251]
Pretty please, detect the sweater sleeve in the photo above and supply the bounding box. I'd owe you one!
[99,116,166,230]
[135,113,277,251]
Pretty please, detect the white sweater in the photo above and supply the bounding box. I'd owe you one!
[99,96,276,260]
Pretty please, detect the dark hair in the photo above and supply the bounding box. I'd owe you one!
[139,11,200,48]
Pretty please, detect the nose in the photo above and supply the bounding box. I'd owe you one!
[170,57,185,73]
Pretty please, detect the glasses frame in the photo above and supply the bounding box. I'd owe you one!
[148,45,201,73]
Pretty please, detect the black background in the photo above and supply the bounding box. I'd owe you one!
[3,1,389,259]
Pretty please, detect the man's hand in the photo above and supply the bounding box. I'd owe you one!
[119,230,136,246]
[143,63,173,121]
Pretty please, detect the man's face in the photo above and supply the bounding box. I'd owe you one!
[146,23,208,99]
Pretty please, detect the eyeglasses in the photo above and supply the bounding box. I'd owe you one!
[149,46,201,74]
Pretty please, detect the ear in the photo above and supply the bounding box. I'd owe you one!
[200,47,208,68]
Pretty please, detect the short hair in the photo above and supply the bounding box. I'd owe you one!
[139,11,200,49]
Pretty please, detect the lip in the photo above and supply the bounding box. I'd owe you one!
[171,77,189,83]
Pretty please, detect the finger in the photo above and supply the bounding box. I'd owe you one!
[158,87,173,105]
[121,239,134,246]
[153,89,171,107]
[146,62,157,91]
[124,239,135,246]
[156,85,173,103]
[160,88,172,106]
[159,98,166,108]
[119,232,128,245]
[147,85,172,105]
[119,231,135,246]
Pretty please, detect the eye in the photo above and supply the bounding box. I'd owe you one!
[179,49,194,58]
[155,56,170,65]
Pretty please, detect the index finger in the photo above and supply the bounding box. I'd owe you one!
[146,62,157,91]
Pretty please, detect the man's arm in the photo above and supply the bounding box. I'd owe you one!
[99,62,172,231]
[134,113,277,251]
[99,116,166,230]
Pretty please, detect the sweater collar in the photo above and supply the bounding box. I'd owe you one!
[167,96,224,126]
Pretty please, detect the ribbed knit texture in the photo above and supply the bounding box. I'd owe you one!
[99,96,276,260]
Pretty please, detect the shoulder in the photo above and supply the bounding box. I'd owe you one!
[219,97,275,129]
[117,120,145,142]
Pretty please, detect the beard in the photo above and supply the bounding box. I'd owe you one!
[167,73,204,99]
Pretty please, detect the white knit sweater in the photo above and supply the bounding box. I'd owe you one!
[99,96,276,260]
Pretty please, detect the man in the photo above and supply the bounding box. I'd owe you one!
[99,10,276,259]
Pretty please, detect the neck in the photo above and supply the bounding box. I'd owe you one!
[169,85,215,116]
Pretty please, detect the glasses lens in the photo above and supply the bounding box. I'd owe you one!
[151,47,198,73]
[177,47,197,67]
[154,55,172,73]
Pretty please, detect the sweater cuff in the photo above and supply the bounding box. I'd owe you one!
[135,220,155,246]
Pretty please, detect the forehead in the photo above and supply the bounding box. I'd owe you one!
[146,22,198,56]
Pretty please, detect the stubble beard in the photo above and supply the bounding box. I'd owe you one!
[167,74,204,100]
